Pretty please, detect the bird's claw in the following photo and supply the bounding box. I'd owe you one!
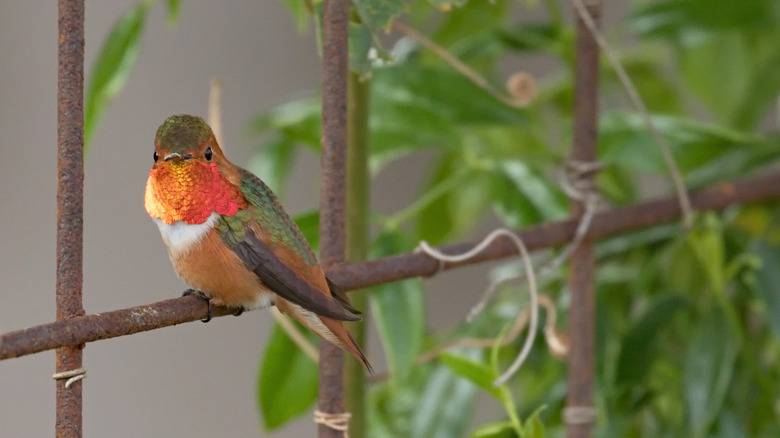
[182,289,213,323]
[232,307,244,317]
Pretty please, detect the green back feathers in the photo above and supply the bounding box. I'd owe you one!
[216,168,318,267]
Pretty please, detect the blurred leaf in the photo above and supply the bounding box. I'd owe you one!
[440,353,502,399]
[427,0,469,10]
[684,309,738,438]
[431,0,508,48]
[630,0,780,38]
[369,229,425,379]
[615,296,687,387]
[279,0,312,32]
[85,2,149,147]
[686,214,726,294]
[372,64,528,126]
[490,160,567,227]
[293,210,320,250]
[714,413,750,438]
[679,34,749,123]
[349,22,374,75]
[353,0,405,32]
[417,154,492,244]
[470,421,515,438]
[257,322,318,430]
[521,406,546,438]
[499,23,564,54]
[732,45,780,129]
[250,96,322,150]
[247,137,298,198]
[409,360,479,438]
[751,241,780,343]
[599,112,759,180]
[164,0,181,27]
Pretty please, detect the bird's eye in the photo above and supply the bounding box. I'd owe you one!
[153,151,159,162]
[205,147,213,161]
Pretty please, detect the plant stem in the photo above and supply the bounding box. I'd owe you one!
[344,70,370,438]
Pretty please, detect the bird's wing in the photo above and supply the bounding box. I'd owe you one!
[215,168,360,322]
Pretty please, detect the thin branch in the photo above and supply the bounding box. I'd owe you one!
[392,21,535,108]
[420,228,540,386]
[271,307,320,362]
[415,294,567,364]
[1,170,779,361]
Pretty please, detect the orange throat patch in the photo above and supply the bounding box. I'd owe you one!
[145,161,247,224]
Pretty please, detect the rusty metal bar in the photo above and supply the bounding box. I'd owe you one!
[327,170,780,289]
[566,1,601,437]
[55,1,85,436]
[317,0,350,436]
[1,170,779,361]
[1,296,232,360]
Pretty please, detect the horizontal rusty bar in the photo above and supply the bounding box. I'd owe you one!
[328,169,780,290]
[1,169,779,361]
[0,296,234,360]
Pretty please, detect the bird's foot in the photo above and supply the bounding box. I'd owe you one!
[232,307,244,317]
[182,289,213,323]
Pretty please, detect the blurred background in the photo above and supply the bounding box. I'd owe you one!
[3,1,780,437]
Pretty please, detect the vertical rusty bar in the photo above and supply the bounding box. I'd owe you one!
[566,1,601,438]
[318,0,350,437]
[56,0,85,437]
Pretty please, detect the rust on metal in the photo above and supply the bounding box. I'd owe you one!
[1,170,780,362]
[1,170,779,362]
[1,296,233,360]
[317,0,350,437]
[56,0,86,437]
[566,1,601,437]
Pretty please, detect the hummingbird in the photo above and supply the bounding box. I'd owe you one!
[145,114,370,370]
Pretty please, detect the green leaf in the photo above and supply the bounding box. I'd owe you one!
[751,240,780,343]
[349,21,374,76]
[250,96,322,150]
[417,153,492,244]
[257,322,319,430]
[440,353,502,399]
[470,421,516,438]
[732,44,780,129]
[491,160,567,227]
[630,0,780,38]
[409,361,479,438]
[164,0,181,27]
[521,406,546,438]
[293,210,320,251]
[246,137,298,198]
[679,34,749,123]
[352,0,405,32]
[369,229,425,379]
[427,0,470,10]
[85,2,149,147]
[615,296,687,387]
[372,64,528,126]
[279,0,313,32]
[686,213,725,294]
[599,112,759,182]
[684,309,738,438]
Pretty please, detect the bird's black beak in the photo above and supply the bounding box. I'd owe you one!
[163,152,193,162]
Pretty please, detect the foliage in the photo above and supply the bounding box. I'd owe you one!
[89,0,780,436]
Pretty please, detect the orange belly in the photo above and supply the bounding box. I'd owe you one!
[169,228,274,309]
